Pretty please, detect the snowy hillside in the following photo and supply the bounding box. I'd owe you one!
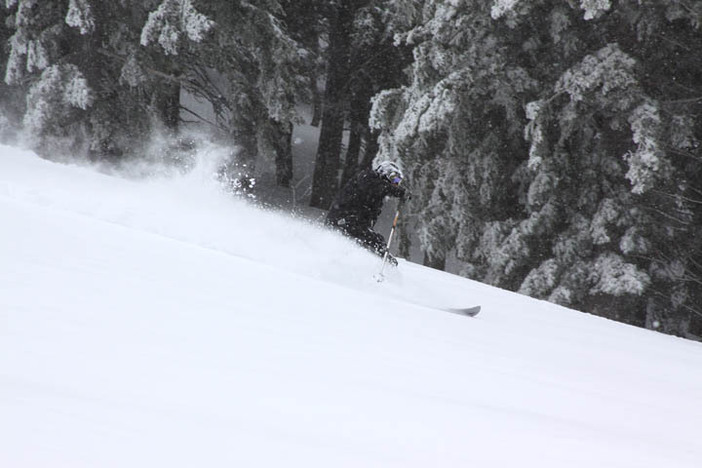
[2,144,701,468]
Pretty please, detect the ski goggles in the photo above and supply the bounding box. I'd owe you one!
[389,173,402,185]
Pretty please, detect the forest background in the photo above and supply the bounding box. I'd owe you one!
[2,0,701,341]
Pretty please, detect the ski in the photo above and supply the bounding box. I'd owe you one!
[444,305,481,317]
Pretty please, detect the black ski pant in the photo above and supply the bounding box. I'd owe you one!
[326,218,387,257]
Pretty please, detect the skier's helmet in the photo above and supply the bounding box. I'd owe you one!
[375,161,403,185]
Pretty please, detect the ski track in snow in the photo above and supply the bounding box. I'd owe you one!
[1,144,701,467]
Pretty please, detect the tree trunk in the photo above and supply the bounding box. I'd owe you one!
[219,119,257,195]
[309,1,354,210]
[397,216,412,260]
[310,66,322,127]
[152,80,181,133]
[341,123,361,185]
[361,129,379,168]
[274,120,293,187]
[340,88,372,184]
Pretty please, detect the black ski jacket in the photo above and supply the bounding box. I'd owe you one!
[325,168,406,230]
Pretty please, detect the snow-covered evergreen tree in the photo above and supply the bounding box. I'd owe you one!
[3,0,93,154]
[141,0,307,189]
[374,0,702,337]
[503,44,660,309]
[371,0,536,270]
[308,0,408,209]
[2,0,187,158]
[140,0,213,56]
[0,4,25,141]
[491,0,702,336]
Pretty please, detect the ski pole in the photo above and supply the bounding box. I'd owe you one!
[377,202,402,281]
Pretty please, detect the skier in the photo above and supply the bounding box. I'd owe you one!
[325,161,408,266]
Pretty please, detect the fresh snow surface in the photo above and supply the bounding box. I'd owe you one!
[1,144,701,468]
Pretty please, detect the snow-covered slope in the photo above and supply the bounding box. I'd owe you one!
[1,144,701,468]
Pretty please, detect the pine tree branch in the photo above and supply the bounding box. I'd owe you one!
[663,96,702,105]
[95,48,182,85]
[650,289,702,320]
[180,106,222,131]
[653,33,692,52]
[640,204,690,226]
[663,145,702,162]
[650,188,702,206]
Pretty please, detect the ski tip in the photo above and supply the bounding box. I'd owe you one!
[445,305,481,317]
